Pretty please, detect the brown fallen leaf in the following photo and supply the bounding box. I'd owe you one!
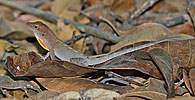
[188,1,195,27]
[117,78,167,100]
[175,85,188,96]
[92,20,114,54]
[4,51,43,76]
[36,77,116,93]
[116,86,135,95]
[0,6,14,20]
[149,48,175,98]
[6,20,34,39]
[112,23,194,52]
[0,17,33,39]
[29,90,59,100]
[98,59,163,79]
[0,17,15,37]
[131,39,195,80]
[111,0,135,15]
[167,39,195,79]
[56,19,84,52]
[82,0,112,24]
[52,91,80,100]
[83,88,120,100]
[167,96,195,100]
[189,68,195,96]
[51,0,81,21]
[0,75,41,96]
[52,88,120,100]
[183,69,193,95]
[150,0,184,14]
[119,91,166,100]
[21,60,98,77]
[13,40,39,54]
[95,38,194,80]
[170,15,195,37]
[0,39,16,60]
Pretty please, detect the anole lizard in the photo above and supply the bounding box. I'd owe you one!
[26,21,178,66]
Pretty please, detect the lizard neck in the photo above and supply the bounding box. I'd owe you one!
[36,29,58,51]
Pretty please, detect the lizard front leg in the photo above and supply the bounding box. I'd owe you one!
[49,49,57,60]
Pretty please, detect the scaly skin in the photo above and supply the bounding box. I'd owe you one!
[26,21,179,66]
[26,21,86,63]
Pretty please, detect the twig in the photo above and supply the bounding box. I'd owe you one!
[70,31,76,47]
[64,34,89,45]
[119,0,161,30]
[99,16,121,36]
[187,0,195,31]
[105,71,145,86]
[100,77,129,85]
[84,4,110,13]
[29,0,47,8]
[0,0,120,43]
[127,0,161,23]
[158,16,187,27]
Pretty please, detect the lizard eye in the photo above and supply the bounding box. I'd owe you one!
[42,34,45,36]
[34,25,38,29]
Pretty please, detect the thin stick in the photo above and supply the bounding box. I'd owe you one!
[99,16,121,36]
[128,0,161,23]
[159,16,187,27]
[64,34,89,45]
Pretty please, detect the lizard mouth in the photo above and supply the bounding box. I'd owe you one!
[35,36,49,51]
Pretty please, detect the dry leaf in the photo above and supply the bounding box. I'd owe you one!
[51,0,81,20]
[0,6,14,20]
[167,96,195,100]
[183,69,193,95]
[170,15,195,37]
[121,39,195,80]
[188,1,195,26]
[111,0,135,15]
[13,40,39,54]
[56,19,84,52]
[21,60,97,77]
[36,78,116,93]
[167,39,195,79]
[189,68,195,96]
[99,60,163,79]
[0,39,15,60]
[83,0,112,23]
[117,78,167,100]
[53,91,80,100]
[0,17,34,39]
[0,17,15,37]
[150,0,179,13]
[4,52,43,76]
[84,88,120,100]
[0,75,41,95]
[29,90,59,100]
[175,86,188,96]
[112,23,194,52]
[86,0,112,7]
[149,48,175,98]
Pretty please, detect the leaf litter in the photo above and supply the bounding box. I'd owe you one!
[0,0,194,99]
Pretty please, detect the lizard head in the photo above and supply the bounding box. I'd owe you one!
[26,21,53,50]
